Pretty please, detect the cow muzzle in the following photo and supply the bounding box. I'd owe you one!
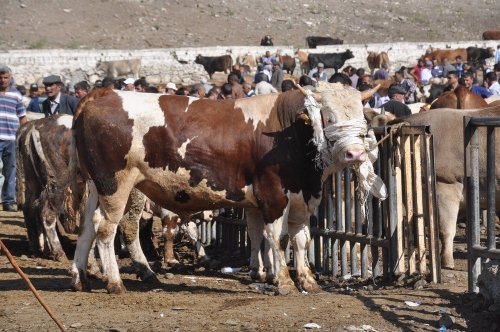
[344,146,367,164]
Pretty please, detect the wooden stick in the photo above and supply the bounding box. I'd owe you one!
[0,239,67,332]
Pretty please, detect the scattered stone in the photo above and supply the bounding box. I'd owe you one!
[20,255,29,261]
[223,319,240,326]
[366,285,374,291]
[164,273,174,280]
[63,9,72,13]
[277,287,290,296]
[20,4,26,8]
[380,304,391,311]
[70,322,83,328]
[241,322,258,329]
[438,314,455,329]
[194,266,205,272]
[414,279,427,290]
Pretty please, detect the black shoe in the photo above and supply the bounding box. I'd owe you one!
[3,204,17,212]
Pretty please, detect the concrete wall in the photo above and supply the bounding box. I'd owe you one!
[0,40,497,88]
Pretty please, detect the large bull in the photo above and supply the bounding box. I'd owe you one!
[70,83,385,294]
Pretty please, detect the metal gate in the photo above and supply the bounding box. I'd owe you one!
[464,116,500,293]
[201,124,441,283]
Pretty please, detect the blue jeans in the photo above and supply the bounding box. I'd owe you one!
[0,140,16,206]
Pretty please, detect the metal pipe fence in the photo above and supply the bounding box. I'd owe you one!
[463,116,500,293]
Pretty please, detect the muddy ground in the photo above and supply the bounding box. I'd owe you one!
[1,210,499,332]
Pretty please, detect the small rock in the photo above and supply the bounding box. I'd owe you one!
[277,288,290,296]
[63,8,72,13]
[414,279,427,290]
[194,266,205,272]
[164,273,174,279]
[20,255,29,261]
[223,319,240,326]
[20,3,26,8]
[380,304,392,311]
[366,284,374,291]
[70,322,83,328]
[438,314,455,328]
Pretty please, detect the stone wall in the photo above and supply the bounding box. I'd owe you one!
[0,40,497,88]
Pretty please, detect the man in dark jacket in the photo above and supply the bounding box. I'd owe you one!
[381,84,412,118]
[42,75,79,117]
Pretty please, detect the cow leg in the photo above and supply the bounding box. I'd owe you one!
[119,188,157,282]
[264,202,296,293]
[289,221,318,293]
[71,181,100,292]
[40,199,67,262]
[181,220,209,263]
[437,181,463,269]
[95,180,137,294]
[161,209,180,266]
[246,208,268,282]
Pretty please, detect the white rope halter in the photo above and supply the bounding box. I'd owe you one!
[303,90,387,202]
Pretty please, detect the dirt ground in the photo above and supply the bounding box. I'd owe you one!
[2,0,499,50]
[1,210,499,332]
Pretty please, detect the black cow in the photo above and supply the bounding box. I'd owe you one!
[425,84,448,104]
[194,54,233,79]
[306,36,344,49]
[260,35,274,46]
[308,49,354,73]
[466,46,495,67]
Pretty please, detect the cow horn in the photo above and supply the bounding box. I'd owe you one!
[296,83,322,102]
[360,84,381,100]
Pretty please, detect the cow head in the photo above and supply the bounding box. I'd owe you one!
[344,49,354,60]
[298,82,387,200]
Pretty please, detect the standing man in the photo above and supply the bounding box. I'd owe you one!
[42,75,79,117]
[485,71,500,95]
[26,83,43,113]
[270,59,284,91]
[463,72,492,98]
[0,65,26,212]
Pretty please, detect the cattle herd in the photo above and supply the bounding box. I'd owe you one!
[8,32,500,297]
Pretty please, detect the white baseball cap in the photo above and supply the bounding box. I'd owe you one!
[124,78,135,85]
[166,82,177,90]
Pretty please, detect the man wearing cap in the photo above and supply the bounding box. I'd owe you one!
[0,65,27,212]
[122,78,135,91]
[165,82,177,95]
[41,75,79,117]
[309,63,328,83]
[380,84,412,118]
[27,83,43,113]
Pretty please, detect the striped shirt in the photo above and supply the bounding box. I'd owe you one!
[0,90,26,140]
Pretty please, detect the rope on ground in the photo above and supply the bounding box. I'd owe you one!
[0,239,67,332]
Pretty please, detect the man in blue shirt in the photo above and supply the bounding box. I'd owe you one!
[0,65,27,212]
[26,83,43,113]
[463,72,492,98]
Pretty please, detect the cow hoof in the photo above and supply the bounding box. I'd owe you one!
[106,282,126,294]
[71,279,91,292]
[298,277,321,293]
[142,272,161,284]
[276,282,297,295]
[249,269,266,283]
[198,255,210,264]
[163,259,180,267]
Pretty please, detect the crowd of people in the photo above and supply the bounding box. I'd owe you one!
[1,48,500,211]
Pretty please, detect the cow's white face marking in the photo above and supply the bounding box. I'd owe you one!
[177,136,197,159]
[56,114,74,129]
[235,94,279,131]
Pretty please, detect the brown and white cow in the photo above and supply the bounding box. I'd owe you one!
[17,115,80,261]
[70,83,386,294]
[423,48,467,65]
